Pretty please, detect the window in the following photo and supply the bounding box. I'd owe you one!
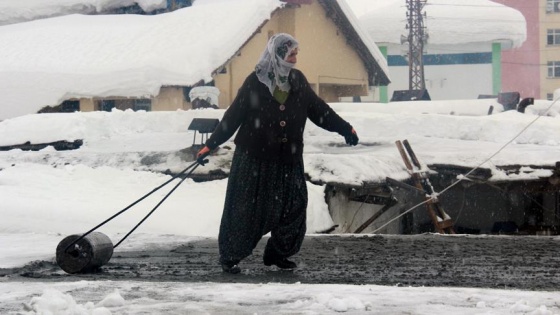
[548,61,560,77]
[61,100,79,112]
[547,93,554,101]
[134,99,152,111]
[548,29,560,45]
[547,0,560,13]
[100,100,115,112]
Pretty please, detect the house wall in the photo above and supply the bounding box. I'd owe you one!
[153,86,189,111]
[539,0,560,100]
[492,0,541,99]
[489,0,560,100]
[80,98,95,111]
[325,186,402,234]
[213,15,274,106]
[78,87,189,112]
[293,1,369,102]
[388,63,493,100]
[325,176,560,235]
[378,42,495,100]
[77,1,376,112]
[213,0,370,106]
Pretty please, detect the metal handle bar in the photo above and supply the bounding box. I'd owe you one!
[64,160,202,253]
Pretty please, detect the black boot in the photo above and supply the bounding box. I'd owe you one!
[263,255,297,269]
[221,261,241,274]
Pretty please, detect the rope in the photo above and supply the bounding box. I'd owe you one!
[370,98,559,234]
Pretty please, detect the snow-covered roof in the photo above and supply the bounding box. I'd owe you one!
[2,99,560,187]
[0,0,391,120]
[356,0,526,48]
[0,0,282,120]
[0,0,169,26]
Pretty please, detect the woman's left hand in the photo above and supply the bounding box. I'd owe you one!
[344,128,359,146]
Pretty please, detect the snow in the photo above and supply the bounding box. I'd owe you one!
[2,102,560,314]
[0,0,525,120]
[352,0,526,47]
[0,0,558,314]
[189,86,220,106]
[0,281,559,315]
[2,279,559,314]
[0,0,283,120]
[0,0,167,26]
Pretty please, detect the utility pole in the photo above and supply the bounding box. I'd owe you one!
[405,0,428,91]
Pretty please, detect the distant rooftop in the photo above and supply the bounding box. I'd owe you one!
[357,0,526,48]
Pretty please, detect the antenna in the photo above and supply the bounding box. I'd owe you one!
[404,0,428,91]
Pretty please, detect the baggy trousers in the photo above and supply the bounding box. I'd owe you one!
[218,148,308,264]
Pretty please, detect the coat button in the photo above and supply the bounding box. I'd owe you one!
[281,138,288,143]
[280,121,286,127]
[279,105,286,111]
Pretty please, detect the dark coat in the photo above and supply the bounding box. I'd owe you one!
[205,69,353,162]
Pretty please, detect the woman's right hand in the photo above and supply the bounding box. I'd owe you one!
[197,146,211,165]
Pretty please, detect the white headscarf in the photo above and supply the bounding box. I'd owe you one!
[255,33,299,96]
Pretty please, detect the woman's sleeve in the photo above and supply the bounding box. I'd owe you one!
[304,74,353,137]
[204,76,251,149]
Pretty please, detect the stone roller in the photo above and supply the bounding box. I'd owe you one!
[56,232,114,274]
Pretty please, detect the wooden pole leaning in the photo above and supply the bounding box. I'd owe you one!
[395,140,455,234]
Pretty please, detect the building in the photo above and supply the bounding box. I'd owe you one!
[209,0,390,107]
[0,0,389,120]
[493,0,560,101]
[356,0,526,102]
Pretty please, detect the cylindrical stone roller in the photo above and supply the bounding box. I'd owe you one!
[56,232,113,274]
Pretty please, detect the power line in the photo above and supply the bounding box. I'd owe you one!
[426,16,526,23]
[426,3,552,10]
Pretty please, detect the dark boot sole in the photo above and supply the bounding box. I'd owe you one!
[221,264,241,274]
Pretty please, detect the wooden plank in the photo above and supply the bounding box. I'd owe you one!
[354,199,397,233]
[439,219,455,230]
[403,139,422,169]
[395,140,414,171]
[395,139,455,234]
[396,140,444,233]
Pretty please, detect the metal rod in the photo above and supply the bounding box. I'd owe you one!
[113,163,201,248]
[64,160,200,253]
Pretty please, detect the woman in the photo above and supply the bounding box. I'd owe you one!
[197,33,359,274]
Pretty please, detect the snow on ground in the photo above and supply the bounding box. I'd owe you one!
[1,101,560,314]
[0,1,558,313]
[1,279,560,314]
